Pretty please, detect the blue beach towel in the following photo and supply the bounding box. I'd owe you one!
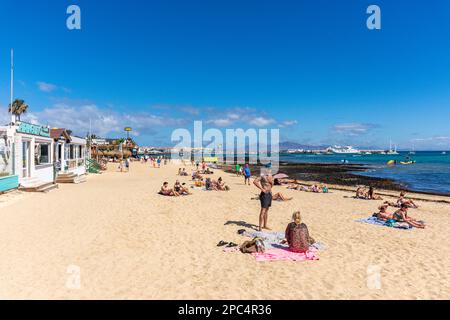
[356,216,412,230]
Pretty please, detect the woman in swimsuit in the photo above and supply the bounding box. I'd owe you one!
[397,192,419,208]
[356,186,368,199]
[367,187,383,200]
[272,192,293,201]
[376,204,393,221]
[160,182,179,196]
[174,180,191,195]
[393,204,425,228]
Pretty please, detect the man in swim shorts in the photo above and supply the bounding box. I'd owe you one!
[253,171,274,231]
[243,164,251,185]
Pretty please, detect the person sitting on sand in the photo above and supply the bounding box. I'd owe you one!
[205,178,213,190]
[283,211,315,253]
[397,192,419,208]
[174,180,191,195]
[212,177,229,191]
[160,182,179,196]
[356,186,367,199]
[310,184,321,193]
[180,168,188,176]
[192,171,203,180]
[392,204,425,228]
[367,187,383,200]
[376,204,394,221]
[272,192,293,201]
[394,204,425,228]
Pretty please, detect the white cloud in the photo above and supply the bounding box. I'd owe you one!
[37,81,57,93]
[180,106,200,115]
[206,118,233,127]
[333,123,378,136]
[411,136,450,147]
[412,136,450,142]
[278,120,298,128]
[17,103,185,138]
[249,116,275,127]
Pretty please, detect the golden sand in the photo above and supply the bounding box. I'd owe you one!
[0,162,449,299]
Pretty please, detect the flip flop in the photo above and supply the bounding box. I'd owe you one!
[217,240,229,247]
[227,242,238,248]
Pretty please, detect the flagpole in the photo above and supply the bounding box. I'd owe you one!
[10,48,15,125]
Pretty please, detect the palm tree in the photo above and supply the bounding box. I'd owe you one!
[8,99,29,121]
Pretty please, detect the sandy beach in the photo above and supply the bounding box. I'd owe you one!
[0,161,449,300]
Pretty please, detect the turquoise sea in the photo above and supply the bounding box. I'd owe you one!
[280,151,450,195]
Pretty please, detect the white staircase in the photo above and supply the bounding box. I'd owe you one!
[19,177,59,193]
[56,172,87,184]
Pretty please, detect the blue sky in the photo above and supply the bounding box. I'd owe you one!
[0,0,449,150]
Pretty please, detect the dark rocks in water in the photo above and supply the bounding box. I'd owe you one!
[222,161,405,191]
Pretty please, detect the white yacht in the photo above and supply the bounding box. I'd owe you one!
[328,145,361,154]
[386,140,399,155]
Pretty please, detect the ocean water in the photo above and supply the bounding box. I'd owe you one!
[280,151,450,195]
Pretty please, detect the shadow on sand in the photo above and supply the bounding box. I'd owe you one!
[224,220,259,230]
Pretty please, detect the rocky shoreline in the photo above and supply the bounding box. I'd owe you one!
[222,161,406,191]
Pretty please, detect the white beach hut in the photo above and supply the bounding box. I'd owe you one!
[12,121,58,192]
[51,128,87,183]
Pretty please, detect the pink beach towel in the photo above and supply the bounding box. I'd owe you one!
[253,248,319,262]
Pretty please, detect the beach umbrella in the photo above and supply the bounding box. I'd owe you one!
[273,173,289,179]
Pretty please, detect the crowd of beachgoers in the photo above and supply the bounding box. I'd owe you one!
[1,156,446,299]
[148,158,428,257]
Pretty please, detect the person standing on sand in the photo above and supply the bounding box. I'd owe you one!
[253,171,274,231]
[235,163,241,176]
[244,164,251,185]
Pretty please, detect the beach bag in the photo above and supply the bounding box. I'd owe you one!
[240,240,257,254]
[240,238,265,254]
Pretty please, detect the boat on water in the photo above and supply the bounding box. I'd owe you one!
[286,149,304,154]
[328,145,360,154]
[388,155,416,165]
[443,152,447,155]
[386,140,399,155]
[400,161,416,165]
